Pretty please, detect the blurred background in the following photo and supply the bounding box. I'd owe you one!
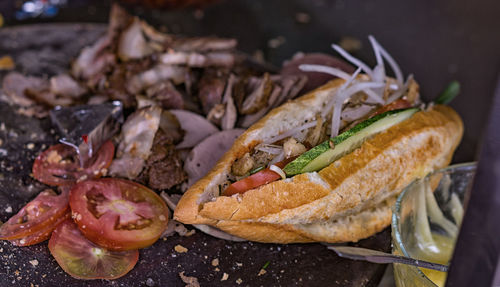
[1,0,499,163]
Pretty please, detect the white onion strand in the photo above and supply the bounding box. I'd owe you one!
[264,121,317,144]
[387,74,413,104]
[270,164,287,179]
[299,64,351,80]
[321,67,362,119]
[368,36,404,86]
[331,44,373,77]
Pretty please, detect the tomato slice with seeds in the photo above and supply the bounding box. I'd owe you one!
[49,219,139,280]
[32,140,115,186]
[69,178,169,251]
[0,188,69,242]
[11,211,70,246]
[224,157,297,196]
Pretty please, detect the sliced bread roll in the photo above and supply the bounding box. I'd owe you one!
[174,78,463,243]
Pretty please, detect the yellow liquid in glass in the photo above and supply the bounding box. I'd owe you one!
[412,233,455,287]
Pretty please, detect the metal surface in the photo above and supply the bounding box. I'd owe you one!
[328,246,449,272]
[446,76,500,286]
[0,24,390,287]
[50,102,123,165]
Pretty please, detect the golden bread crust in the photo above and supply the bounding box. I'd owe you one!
[174,78,463,243]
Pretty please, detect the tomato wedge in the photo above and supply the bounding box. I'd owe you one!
[32,140,115,186]
[371,99,412,117]
[49,219,139,280]
[0,188,69,244]
[224,157,296,196]
[69,178,169,251]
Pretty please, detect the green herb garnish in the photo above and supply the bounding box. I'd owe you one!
[250,166,265,175]
[435,81,460,104]
[262,261,270,269]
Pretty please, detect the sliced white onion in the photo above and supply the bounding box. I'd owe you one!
[269,150,285,166]
[387,74,413,104]
[255,144,283,155]
[269,164,286,179]
[330,82,385,137]
[369,35,384,72]
[299,64,350,80]
[363,87,385,104]
[161,192,247,242]
[330,99,343,137]
[263,121,317,144]
[193,224,247,242]
[321,67,362,119]
[331,44,373,77]
[368,35,403,86]
[160,192,182,210]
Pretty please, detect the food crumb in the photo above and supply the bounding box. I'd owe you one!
[193,9,204,20]
[5,206,12,213]
[211,258,219,266]
[0,55,15,70]
[221,273,229,281]
[295,12,311,24]
[268,36,286,49]
[179,271,200,287]
[258,269,267,276]
[174,245,188,253]
[338,36,362,52]
[26,143,35,150]
[29,260,39,267]
[215,267,220,272]
[145,278,155,286]
[236,278,243,285]
[236,262,242,267]
[14,270,20,276]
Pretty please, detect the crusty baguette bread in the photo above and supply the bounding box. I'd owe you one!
[174,78,463,243]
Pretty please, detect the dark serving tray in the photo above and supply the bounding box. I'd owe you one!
[1,0,499,285]
[0,24,390,287]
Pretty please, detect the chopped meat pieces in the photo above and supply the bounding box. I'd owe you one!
[240,73,272,115]
[118,17,153,61]
[49,74,86,98]
[146,81,184,110]
[283,138,306,158]
[109,106,161,179]
[140,129,187,190]
[221,74,238,130]
[232,152,255,176]
[198,69,227,114]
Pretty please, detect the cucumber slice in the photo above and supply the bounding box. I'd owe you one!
[283,108,419,176]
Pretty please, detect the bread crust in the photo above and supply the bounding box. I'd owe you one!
[174,79,463,243]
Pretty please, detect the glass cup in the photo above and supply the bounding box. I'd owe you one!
[391,162,476,287]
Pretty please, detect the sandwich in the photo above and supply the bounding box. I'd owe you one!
[173,36,463,243]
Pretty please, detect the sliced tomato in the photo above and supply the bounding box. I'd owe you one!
[224,157,296,196]
[32,140,115,186]
[49,219,139,280]
[371,99,412,117]
[69,178,169,251]
[11,211,70,246]
[0,188,69,243]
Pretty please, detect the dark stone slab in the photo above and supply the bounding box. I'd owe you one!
[0,24,390,287]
